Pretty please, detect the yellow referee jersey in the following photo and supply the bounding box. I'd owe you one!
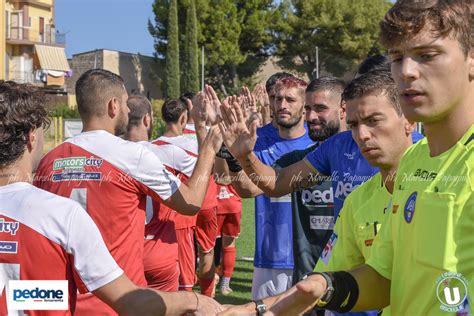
[315,172,391,272]
[367,124,474,315]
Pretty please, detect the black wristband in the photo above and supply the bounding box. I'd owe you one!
[316,271,359,313]
[216,144,233,159]
[226,157,243,173]
[216,144,243,172]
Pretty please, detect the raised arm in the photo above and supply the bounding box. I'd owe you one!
[219,100,320,197]
[163,89,223,215]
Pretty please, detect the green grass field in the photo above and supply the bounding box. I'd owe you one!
[214,198,256,305]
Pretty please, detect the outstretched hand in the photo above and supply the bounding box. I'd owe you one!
[204,84,222,125]
[218,98,259,160]
[268,274,326,315]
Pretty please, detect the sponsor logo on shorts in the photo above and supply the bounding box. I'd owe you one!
[436,272,468,313]
[7,280,68,310]
[0,218,20,235]
[404,192,417,223]
[0,241,18,254]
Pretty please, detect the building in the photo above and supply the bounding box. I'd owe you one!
[66,49,163,106]
[1,0,70,93]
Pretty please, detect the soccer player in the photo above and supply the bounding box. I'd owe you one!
[256,72,295,141]
[180,89,221,297]
[214,158,243,295]
[147,97,219,297]
[0,81,222,315]
[34,69,222,315]
[148,98,199,293]
[124,95,180,292]
[273,76,346,284]
[239,77,314,299]
[226,1,474,315]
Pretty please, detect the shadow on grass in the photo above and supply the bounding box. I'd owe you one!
[233,264,254,274]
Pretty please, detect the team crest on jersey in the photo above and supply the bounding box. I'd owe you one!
[0,218,20,235]
[52,156,103,182]
[404,192,417,223]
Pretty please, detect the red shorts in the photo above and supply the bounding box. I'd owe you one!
[195,207,218,253]
[217,212,241,238]
[175,227,196,290]
[144,252,179,291]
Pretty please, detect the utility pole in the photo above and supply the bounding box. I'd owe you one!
[315,46,319,79]
[201,46,205,90]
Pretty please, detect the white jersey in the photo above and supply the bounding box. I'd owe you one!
[0,182,123,315]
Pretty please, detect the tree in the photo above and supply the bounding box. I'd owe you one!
[149,0,276,96]
[165,0,180,98]
[274,0,392,78]
[184,0,200,93]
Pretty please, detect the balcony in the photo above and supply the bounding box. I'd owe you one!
[11,0,52,10]
[6,24,66,47]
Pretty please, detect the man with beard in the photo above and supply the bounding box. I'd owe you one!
[273,77,346,285]
[34,69,223,315]
[256,72,295,141]
[224,77,313,300]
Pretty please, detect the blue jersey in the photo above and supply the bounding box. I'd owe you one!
[254,132,313,269]
[256,123,279,141]
[304,131,424,218]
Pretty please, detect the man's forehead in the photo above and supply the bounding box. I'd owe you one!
[275,86,299,96]
[387,27,448,54]
[346,94,392,115]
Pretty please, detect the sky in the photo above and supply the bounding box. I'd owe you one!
[55,0,156,58]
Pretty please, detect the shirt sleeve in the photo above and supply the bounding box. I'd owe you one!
[134,144,182,201]
[67,206,124,292]
[303,140,331,176]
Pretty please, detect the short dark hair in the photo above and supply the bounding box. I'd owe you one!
[0,81,49,169]
[161,98,187,123]
[127,95,152,130]
[306,76,346,97]
[180,92,195,112]
[342,69,402,116]
[75,69,126,120]
[380,0,472,56]
[355,55,390,78]
[265,72,294,93]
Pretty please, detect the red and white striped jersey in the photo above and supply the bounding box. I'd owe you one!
[0,182,123,315]
[146,135,218,229]
[34,130,181,315]
[183,123,196,137]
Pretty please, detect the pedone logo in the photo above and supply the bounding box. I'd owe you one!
[301,187,334,205]
[7,280,68,310]
[436,272,468,313]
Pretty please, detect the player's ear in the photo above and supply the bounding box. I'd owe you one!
[107,97,119,118]
[469,48,474,80]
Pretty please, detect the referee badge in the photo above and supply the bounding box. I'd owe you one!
[404,192,417,223]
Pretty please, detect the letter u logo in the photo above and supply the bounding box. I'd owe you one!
[443,287,461,305]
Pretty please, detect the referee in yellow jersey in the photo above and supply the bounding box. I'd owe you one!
[314,68,420,316]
